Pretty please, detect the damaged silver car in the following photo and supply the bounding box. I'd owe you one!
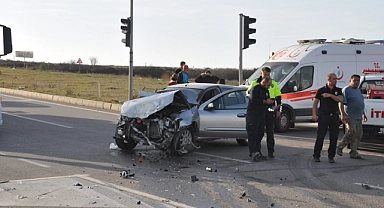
[113,90,200,156]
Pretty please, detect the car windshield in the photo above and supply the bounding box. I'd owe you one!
[245,62,298,85]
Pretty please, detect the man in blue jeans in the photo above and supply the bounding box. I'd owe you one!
[337,74,368,159]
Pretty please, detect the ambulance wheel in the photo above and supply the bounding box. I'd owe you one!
[275,109,290,133]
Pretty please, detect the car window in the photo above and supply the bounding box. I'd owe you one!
[200,88,220,104]
[210,90,248,110]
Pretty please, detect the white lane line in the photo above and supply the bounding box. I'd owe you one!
[2,94,119,116]
[2,112,73,129]
[194,152,252,164]
[18,158,50,168]
[0,152,8,156]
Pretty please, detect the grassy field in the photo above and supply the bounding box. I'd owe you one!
[0,67,238,104]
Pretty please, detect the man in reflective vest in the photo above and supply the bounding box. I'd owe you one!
[247,67,282,158]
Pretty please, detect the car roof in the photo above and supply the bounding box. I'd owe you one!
[165,83,244,91]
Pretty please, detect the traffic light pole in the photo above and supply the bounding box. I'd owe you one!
[239,14,244,85]
[129,0,133,100]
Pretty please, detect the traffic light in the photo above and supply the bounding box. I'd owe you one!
[1,25,12,56]
[242,15,256,49]
[121,17,131,47]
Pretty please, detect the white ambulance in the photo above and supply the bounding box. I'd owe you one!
[243,38,384,132]
[359,69,384,139]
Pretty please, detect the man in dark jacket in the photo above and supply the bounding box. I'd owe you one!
[195,71,220,84]
[175,61,185,74]
[246,77,275,161]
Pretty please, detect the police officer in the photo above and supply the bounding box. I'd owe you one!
[247,67,282,158]
[312,72,343,163]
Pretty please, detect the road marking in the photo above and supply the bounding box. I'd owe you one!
[2,94,119,116]
[0,152,8,156]
[18,158,50,168]
[194,152,252,164]
[2,112,73,128]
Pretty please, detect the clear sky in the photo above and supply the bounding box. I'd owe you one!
[1,0,383,69]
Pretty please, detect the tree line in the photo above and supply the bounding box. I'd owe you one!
[0,59,256,81]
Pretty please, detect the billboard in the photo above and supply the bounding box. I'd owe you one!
[16,51,33,58]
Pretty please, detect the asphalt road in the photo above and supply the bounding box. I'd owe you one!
[1,94,383,208]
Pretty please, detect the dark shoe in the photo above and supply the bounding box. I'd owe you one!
[268,154,275,158]
[251,152,261,161]
[328,157,335,163]
[260,154,268,160]
[336,148,343,156]
[314,157,320,162]
[350,155,364,159]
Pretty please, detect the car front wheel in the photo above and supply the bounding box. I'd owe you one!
[171,128,194,156]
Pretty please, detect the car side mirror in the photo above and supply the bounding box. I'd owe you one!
[293,86,298,92]
[205,103,215,110]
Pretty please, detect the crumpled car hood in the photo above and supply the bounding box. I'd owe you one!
[121,90,185,119]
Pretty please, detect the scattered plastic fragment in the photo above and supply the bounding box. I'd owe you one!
[206,167,212,172]
[73,183,83,186]
[137,201,141,204]
[362,183,371,190]
[191,175,198,182]
[109,143,118,149]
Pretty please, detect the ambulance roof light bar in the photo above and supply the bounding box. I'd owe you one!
[332,38,365,44]
[362,69,384,74]
[365,40,384,45]
[297,39,327,44]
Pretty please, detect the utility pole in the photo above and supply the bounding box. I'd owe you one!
[129,0,133,100]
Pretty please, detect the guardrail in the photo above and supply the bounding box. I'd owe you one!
[0,88,122,112]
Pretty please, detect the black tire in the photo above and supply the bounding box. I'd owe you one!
[171,128,194,156]
[114,127,138,150]
[236,139,248,146]
[275,109,290,133]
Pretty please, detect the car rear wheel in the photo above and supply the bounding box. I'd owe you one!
[236,139,248,146]
[171,128,194,156]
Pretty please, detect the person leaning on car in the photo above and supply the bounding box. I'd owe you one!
[246,77,275,161]
[247,67,282,158]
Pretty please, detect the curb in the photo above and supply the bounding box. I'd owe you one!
[0,88,122,112]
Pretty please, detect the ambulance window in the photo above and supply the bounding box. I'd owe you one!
[281,66,314,93]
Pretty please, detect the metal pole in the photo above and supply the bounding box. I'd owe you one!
[128,0,134,100]
[239,13,243,85]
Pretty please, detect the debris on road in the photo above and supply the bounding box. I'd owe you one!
[190,175,198,182]
[362,183,371,190]
[109,143,118,150]
[73,182,83,186]
[239,191,246,198]
[206,167,212,172]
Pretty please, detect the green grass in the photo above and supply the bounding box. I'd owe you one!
[0,67,238,104]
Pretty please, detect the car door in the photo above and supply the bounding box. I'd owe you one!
[198,89,248,138]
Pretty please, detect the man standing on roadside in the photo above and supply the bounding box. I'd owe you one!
[336,74,367,159]
[247,67,282,158]
[247,77,275,161]
[175,61,185,74]
[177,64,189,84]
[312,72,343,163]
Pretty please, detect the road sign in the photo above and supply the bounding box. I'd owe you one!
[77,58,83,64]
[15,51,33,58]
